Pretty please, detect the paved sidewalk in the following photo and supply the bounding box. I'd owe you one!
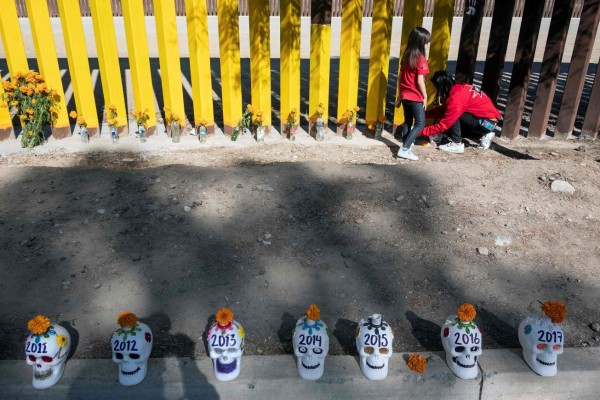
[2,349,599,399]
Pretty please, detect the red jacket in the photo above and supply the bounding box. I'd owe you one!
[421,84,501,137]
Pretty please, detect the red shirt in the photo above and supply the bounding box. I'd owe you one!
[422,84,502,137]
[399,55,429,102]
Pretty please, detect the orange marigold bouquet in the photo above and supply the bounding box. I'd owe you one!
[118,311,138,328]
[541,301,567,324]
[407,353,427,373]
[306,304,321,321]
[28,315,51,335]
[1,71,60,148]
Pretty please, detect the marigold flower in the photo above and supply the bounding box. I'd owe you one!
[117,311,138,328]
[198,118,208,126]
[354,106,360,112]
[246,104,255,113]
[457,303,476,322]
[56,334,67,347]
[306,304,320,321]
[77,116,86,126]
[28,315,51,335]
[108,118,117,126]
[290,108,297,115]
[49,106,56,113]
[69,111,78,119]
[108,104,117,111]
[316,105,324,115]
[26,108,34,115]
[10,101,18,107]
[2,81,13,91]
[0,104,6,109]
[27,131,33,136]
[20,86,28,93]
[541,301,566,324]
[31,99,36,105]
[407,354,426,373]
[215,307,234,326]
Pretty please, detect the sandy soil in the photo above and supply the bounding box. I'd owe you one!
[0,135,599,359]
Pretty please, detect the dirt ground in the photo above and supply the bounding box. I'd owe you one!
[1,136,599,360]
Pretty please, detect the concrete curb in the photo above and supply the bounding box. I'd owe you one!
[2,348,599,399]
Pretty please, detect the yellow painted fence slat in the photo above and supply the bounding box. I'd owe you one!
[280,0,301,131]
[122,0,157,133]
[0,0,28,76]
[249,0,272,128]
[57,0,99,133]
[337,0,363,122]
[89,0,127,132]
[186,0,215,130]
[426,0,455,103]
[154,0,184,125]
[217,0,242,133]
[25,0,70,137]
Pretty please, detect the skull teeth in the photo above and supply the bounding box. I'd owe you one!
[121,367,141,376]
[34,370,53,381]
[301,361,321,370]
[536,358,556,366]
[366,361,385,370]
[452,356,477,368]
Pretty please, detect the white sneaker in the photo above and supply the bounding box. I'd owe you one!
[439,142,465,154]
[397,148,419,161]
[478,132,495,150]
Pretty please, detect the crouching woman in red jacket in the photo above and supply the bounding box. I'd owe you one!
[422,71,501,154]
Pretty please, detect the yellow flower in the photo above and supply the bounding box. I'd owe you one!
[216,307,234,326]
[27,315,50,335]
[27,130,33,136]
[56,334,67,347]
[77,116,86,126]
[108,104,117,111]
[407,354,426,373]
[457,303,476,323]
[31,99,36,105]
[541,301,566,324]
[26,108,34,115]
[316,104,324,115]
[246,104,255,114]
[118,311,138,328]
[237,325,246,339]
[108,118,117,126]
[354,106,360,112]
[306,304,320,321]
[2,81,13,91]
[69,111,78,119]
[198,118,208,126]
[10,101,18,107]
[290,108,297,115]
[19,86,28,93]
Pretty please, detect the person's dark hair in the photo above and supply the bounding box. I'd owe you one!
[430,70,455,105]
[401,27,431,71]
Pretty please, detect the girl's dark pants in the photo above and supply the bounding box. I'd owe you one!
[401,100,425,148]
[448,113,488,143]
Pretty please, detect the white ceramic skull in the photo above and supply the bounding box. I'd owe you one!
[25,318,71,389]
[355,314,394,380]
[518,313,564,376]
[292,305,329,380]
[207,308,245,381]
[111,315,153,386]
[441,314,482,379]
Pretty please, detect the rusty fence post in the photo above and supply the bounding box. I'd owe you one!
[455,0,486,84]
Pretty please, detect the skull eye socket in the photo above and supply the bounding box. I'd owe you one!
[470,346,479,352]
[537,343,547,350]
[552,344,561,350]
[379,348,389,355]
[313,348,323,355]
[455,346,465,353]
[115,353,124,359]
[28,355,36,362]
[227,348,237,353]
[129,354,140,360]
[298,346,307,354]
[364,346,374,354]
[41,356,53,363]
[213,348,223,354]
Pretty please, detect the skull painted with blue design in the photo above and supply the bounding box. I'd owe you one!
[111,311,153,386]
[292,304,329,380]
[355,314,394,380]
[441,305,482,380]
[25,316,71,389]
[519,313,564,376]
[207,308,245,381]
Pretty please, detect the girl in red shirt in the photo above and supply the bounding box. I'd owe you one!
[395,27,431,161]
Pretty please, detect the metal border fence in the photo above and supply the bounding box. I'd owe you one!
[14,0,586,18]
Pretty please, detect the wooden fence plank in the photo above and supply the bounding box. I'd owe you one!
[555,0,600,138]
[154,0,185,127]
[217,0,243,134]
[502,0,546,140]
[337,0,363,126]
[25,0,70,138]
[0,0,28,76]
[186,0,215,131]
[89,0,127,134]
[581,59,600,139]
[481,0,517,102]
[249,0,272,129]
[528,0,573,138]
[280,0,301,133]
[455,0,486,84]
[122,0,157,134]
[308,0,332,128]
[364,0,393,127]
[57,0,99,135]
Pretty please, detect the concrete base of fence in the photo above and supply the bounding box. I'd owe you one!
[0,127,13,141]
